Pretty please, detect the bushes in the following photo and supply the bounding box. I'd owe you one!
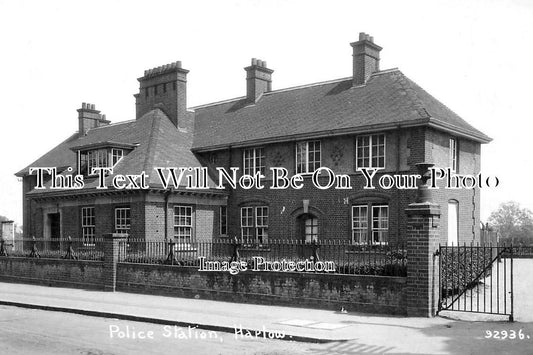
[440,247,494,298]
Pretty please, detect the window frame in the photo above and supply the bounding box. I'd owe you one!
[243,147,265,176]
[355,134,386,170]
[295,140,321,174]
[81,206,95,246]
[449,138,457,172]
[111,148,124,166]
[351,204,389,245]
[173,205,193,248]
[219,206,228,236]
[114,207,131,235]
[240,206,269,245]
[303,215,318,243]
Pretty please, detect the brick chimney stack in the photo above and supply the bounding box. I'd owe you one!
[245,58,273,103]
[134,61,191,131]
[78,103,110,137]
[351,32,382,86]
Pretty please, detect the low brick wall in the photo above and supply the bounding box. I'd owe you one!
[0,257,105,290]
[117,263,407,315]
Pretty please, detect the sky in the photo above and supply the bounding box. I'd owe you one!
[0,0,532,226]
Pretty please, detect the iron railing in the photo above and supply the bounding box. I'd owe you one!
[121,238,407,276]
[0,237,104,261]
[438,243,513,320]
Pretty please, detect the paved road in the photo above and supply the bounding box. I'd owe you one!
[1,305,533,355]
[0,305,312,355]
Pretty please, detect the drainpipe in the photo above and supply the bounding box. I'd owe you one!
[164,188,173,243]
[396,126,401,245]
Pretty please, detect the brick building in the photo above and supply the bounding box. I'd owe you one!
[16,33,490,248]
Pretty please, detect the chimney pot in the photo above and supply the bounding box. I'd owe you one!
[135,61,190,130]
[82,102,87,109]
[351,32,382,86]
[245,58,273,102]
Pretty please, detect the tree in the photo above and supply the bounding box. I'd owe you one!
[487,201,533,245]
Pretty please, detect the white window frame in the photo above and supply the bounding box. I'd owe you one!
[371,205,389,245]
[112,148,124,166]
[356,134,386,170]
[449,138,457,172]
[174,205,193,249]
[240,207,254,244]
[115,207,131,235]
[81,207,95,246]
[255,206,269,244]
[303,216,318,243]
[351,204,388,245]
[240,206,269,245]
[219,206,228,236]
[243,147,265,176]
[296,140,321,174]
[351,205,368,244]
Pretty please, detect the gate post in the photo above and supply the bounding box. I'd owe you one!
[103,233,127,291]
[405,162,441,317]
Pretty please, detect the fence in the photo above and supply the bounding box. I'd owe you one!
[121,238,407,276]
[0,237,104,261]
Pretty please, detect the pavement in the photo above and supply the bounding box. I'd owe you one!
[0,281,454,343]
[1,281,533,354]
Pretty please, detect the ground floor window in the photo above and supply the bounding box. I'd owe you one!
[352,204,388,244]
[174,205,193,247]
[81,207,95,246]
[303,215,318,243]
[240,206,269,245]
[115,207,131,235]
[220,206,227,236]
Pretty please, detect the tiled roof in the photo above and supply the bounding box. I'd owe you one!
[192,69,491,151]
[17,109,218,193]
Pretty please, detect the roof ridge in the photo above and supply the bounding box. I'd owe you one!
[192,69,403,111]
[84,119,136,132]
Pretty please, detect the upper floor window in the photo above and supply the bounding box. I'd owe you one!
[81,206,95,246]
[78,148,124,176]
[296,140,321,174]
[240,206,269,245]
[243,147,265,176]
[449,138,457,172]
[356,134,385,169]
[115,207,131,235]
[352,204,388,245]
[112,149,123,166]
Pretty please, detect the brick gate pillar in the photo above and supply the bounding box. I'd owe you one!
[103,233,127,291]
[406,202,441,317]
[405,162,441,317]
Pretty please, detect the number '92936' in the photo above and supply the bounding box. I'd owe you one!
[485,329,531,340]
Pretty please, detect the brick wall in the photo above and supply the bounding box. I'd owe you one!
[0,257,104,290]
[116,263,407,315]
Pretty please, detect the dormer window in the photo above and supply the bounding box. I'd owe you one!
[76,146,128,176]
[112,149,123,166]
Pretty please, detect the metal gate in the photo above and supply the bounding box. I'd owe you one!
[437,244,513,321]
